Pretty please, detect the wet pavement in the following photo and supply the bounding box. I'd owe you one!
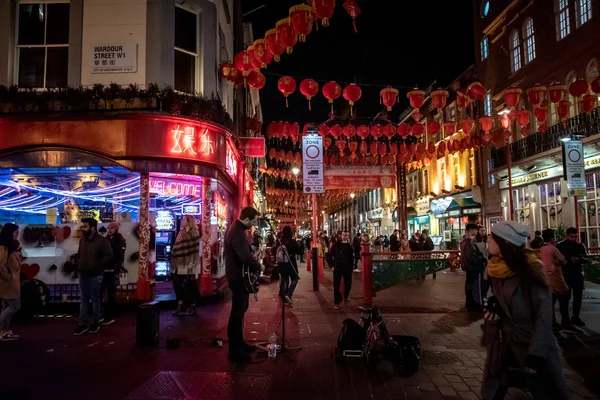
[0,264,599,400]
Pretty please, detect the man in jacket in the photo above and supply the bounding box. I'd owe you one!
[460,223,485,310]
[330,231,354,310]
[557,227,587,327]
[421,229,435,251]
[225,207,263,362]
[74,218,113,336]
[352,233,362,271]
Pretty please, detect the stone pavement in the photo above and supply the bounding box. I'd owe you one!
[0,265,599,400]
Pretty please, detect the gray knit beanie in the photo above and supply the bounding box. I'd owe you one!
[491,221,529,247]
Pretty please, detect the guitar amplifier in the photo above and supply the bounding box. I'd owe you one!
[136,301,160,347]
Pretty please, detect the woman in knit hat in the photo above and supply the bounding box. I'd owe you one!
[171,215,201,315]
[481,221,569,400]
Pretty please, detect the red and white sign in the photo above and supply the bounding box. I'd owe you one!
[214,193,228,220]
[240,137,266,157]
[226,142,238,178]
[325,166,396,189]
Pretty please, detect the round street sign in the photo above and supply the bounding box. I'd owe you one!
[568,148,581,163]
[305,145,320,159]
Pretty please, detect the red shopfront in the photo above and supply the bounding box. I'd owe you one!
[0,113,249,300]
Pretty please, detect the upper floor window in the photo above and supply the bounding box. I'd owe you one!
[484,91,492,117]
[174,6,199,94]
[17,3,69,88]
[555,0,571,41]
[509,30,522,73]
[522,18,536,64]
[480,0,490,18]
[576,0,593,27]
[480,36,489,61]
[586,58,599,81]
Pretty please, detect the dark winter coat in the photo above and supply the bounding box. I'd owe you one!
[460,236,485,273]
[389,234,400,251]
[330,241,354,272]
[106,233,126,273]
[225,220,262,282]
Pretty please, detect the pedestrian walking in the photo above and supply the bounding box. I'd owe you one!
[460,223,486,310]
[275,226,302,306]
[530,230,544,249]
[0,223,22,341]
[556,227,587,327]
[74,218,113,336]
[171,215,201,316]
[330,231,354,310]
[481,221,569,400]
[225,207,263,363]
[100,222,126,325]
[352,232,362,271]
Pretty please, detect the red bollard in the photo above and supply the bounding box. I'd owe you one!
[361,244,373,306]
[318,256,325,284]
[306,252,311,271]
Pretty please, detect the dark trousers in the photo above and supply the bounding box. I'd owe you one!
[552,293,570,325]
[172,274,199,306]
[565,271,584,317]
[354,252,360,268]
[227,280,249,353]
[100,272,116,319]
[333,269,352,305]
[464,271,478,309]
[279,266,299,299]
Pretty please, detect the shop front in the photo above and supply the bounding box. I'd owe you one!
[0,113,248,301]
[430,192,482,248]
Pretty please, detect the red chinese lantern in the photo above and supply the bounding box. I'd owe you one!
[456,88,470,109]
[276,18,297,54]
[411,123,425,136]
[520,127,532,137]
[247,45,260,70]
[500,114,511,130]
[397,153,406,164]
[268,148,276,160]
[253,39,272,68]
[557,100,571,120]
[407,143,417,155]
[517,110,530,127]
[233,51,253,81]
[504,88,523,108]
[383,124,396,139]
[380,87,398,111]
[265,29,285,62]
[336,139,347,154]
[527,85,546,106]
[592,77,600,94]
[460,119,475,134]
[538,123,548,133]
[247,70,266,90]
[379,143,387,156]
[318,123,329,136]
[427,121,441,135]
[389,143,398,155]
[569,79,591,98]
[407,88,425,109]
[467,82,486,101]
[359,141,368,155]
[582,94,597,113]
[503,130,512,141]
[479,116,493,132]
[534,106,548,123]
[399,143,408,155]
[397,123,410,137]
[310,0,335,27]
[357,125,370,140]
[323,81,342,112]
[431,89,449,110]
[447,217,455,225]
[369,142,378,155]
[277,76,297,107]
[342,84,362,115]
[299,78,319,110]
[412,111,423,122]
[219,62,235,80]
[548,84,567,104]
[324,137,332,148]
[438,141,447,153]
[481,133,493,143]
[348,141,358,153]
[343,0,361,32]
[371,124,383,139]
[443,121,457,137]
[427,141,436,155]
[289,5,315,42]
[343,125,356,138]
[329,124,343,138]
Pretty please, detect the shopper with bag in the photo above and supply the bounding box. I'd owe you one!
[171,215,201,316]
[275,226,302,306]
[0,223,22,341]
[101,222,126,325]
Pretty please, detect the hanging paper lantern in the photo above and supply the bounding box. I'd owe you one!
[311,0,335,27]
[412,111,423,122]
[342,84,362,115]
[247,70,266,90]
[389,143,398,155]
[233,51,253,81]
[359,141,368,155]
[411,123,425,136]
[329,124,343,138]
[582,94,597,113]
[527,85,546,106]
[397,153,406,164]
[370,154,378,165]
[397,123,411,137]
[517,110,530,127]
[343,125,356,138]
[569,79,591,98]
[343,0,361,32]
[407,88,425,109]
[382,124,395,140]
[265,29,286,61]
[500,114,511,130]
[357,125,370,140]
[456,88,470,110]
[504,88,523,108]
[431,89,449,110]
[318,123,329,136]
[253,39,272,68]
[548,84,567,103]
[503,130,512,140]
[520,127,532,137]
[278,149,286,160]
[438,141,447,153]
[276,18,297,54]
[370,124,383,139]
[247,45,261,70]
[219,62,235,80]
[289,5,315,42]
[538,123,548,133]
[427,121,441,135]
[323,81,342,112]
[399,143,408,155]
[460,119,475,134]
[479,116,493,132]
[299,78,319,110]
[443,121,457,137]
[268,148,277,160]
[557,99,571,120]
[280,121,291,138]
[369,142,378,155]
[482,133,493,143]
[417,142,426,154]
[467,82,486,101]
[427,141,436,155]
[277,76,296,107]
[349,141,358,153]
[324,137,332,148]
[534,106,548,123]
[336,139,347,154]
[290,122,300,140]
[379,143,387,156]
[592,77,600,94]
[381,87,399,111]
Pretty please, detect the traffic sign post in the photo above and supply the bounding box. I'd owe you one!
[303,134,323,291]
[563,140,585,240]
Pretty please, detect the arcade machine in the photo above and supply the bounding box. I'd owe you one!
[154,210,176,281]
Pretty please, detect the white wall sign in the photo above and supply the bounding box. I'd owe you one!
[302,135,324,193]
[564,140,586,196]
[91,44,138,73]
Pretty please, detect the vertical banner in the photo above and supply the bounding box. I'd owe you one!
[564,140,586,196]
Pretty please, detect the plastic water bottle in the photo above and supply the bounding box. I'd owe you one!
[268,333,278,358]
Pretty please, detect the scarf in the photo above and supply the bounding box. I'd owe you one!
[487,256,515,279]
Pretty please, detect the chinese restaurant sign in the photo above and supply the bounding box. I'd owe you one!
[182,204,201,215]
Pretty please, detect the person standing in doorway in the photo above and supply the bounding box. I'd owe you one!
[557,227,587,327]
[460,223,486,310]
[0,224,22,341]
[74,218,113,336]
[330,231,354,310]
[171,215,201,316]
[225,207,263,363]
[101,222,126,325]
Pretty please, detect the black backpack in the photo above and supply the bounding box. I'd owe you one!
[337,318,365,351]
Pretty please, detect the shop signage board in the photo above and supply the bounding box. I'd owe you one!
[46,208,58,224]
[302,135,324,193]
[415,196,430,215]
[324,166,396,189]
[463,208,482,215]
[182,204,201,215]
[150,176,202,198]
[226,143,238,178]
[91,44,138,73]
[240,137,266,157]
[564,140,586,197]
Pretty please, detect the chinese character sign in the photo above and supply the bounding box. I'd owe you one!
[171,125,215,157]
[226,143,238,178]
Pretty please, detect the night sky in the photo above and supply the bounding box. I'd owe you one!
[243,0,475,126]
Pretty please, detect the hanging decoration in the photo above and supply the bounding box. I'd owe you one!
[310,0,335,27]
[526,85,546,106]
[380,87,399,111]
[569,78,591,98]
[247,70,266,90]
[342,83,362,115]
[233,51,253,84]
[247,45,260,70]
[582,94,597,113]
[343,124,356,139]
[252,39,272,68]
[411,123,425,136]
[383,124,396,140]
[276,18,298,54]
[343,0,361,32]
[290,5,315,42]
[265,29,286,62]
[278,76,297,107]
[556,99,572,122]
[460,119,475,134]
[548,84,567,104]
[357,125,370,141]
[397,123,410,137]
[329,124,343,138]
[426,121,441,135]
[456,88,470,110]
[299,78,319,110]
[592,77,600,95]
[479,116,493,133]
[322,81,342,112]
[370,124,383,139]
[407,88,425,110]
[467,82,486,101]
[443,121,457,137]
[504,88,522,108]
[431,89,449,110]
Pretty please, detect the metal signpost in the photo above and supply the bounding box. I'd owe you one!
[302,135,323,291]
[563,140,585,237]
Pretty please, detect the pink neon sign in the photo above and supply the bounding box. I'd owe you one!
[170,125,215,157]
[150,177,202,198]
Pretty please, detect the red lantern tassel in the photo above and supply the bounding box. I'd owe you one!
[285,97,289,108]
[353,21,357,33]
[308,99,312,111]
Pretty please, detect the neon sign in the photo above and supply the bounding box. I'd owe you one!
[150,178,202,198]
[182,204,201,215]
[226,143,237,178]
[156,210,176,230]
[170,125,214,157]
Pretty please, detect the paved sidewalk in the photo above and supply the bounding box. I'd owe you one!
[0,265,598,400]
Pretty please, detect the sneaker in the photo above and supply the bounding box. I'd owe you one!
[73,325,89,336]
[88,323,100,334]
[561,322,581,333]
[571,316,586,327]
[284,295,293,305]
[0,331,19,341]
[354,269,361,273]
[101,318,115,326]
[227,351,253,363]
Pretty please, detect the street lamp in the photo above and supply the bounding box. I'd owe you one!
[350,193,355,199]
[291,167,300,229]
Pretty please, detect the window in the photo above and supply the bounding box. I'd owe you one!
[522,18,536,64]
[576,0,592,27]
[555,0,571,40]
[174,6,199,94]
[513,188,530,224]
[480,36,489,61]
[480,0,490,18]
[486,159,496,188]
[537,181,562,230]
[484,91,492,116]
[17,3,69,88]
[578,172,600,248]
[509,30,522,73]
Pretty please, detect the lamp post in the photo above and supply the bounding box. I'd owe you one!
[350,193,356,233]
[292,167,300,230]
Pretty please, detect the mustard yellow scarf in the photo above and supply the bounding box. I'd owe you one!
[487,256,516,279]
